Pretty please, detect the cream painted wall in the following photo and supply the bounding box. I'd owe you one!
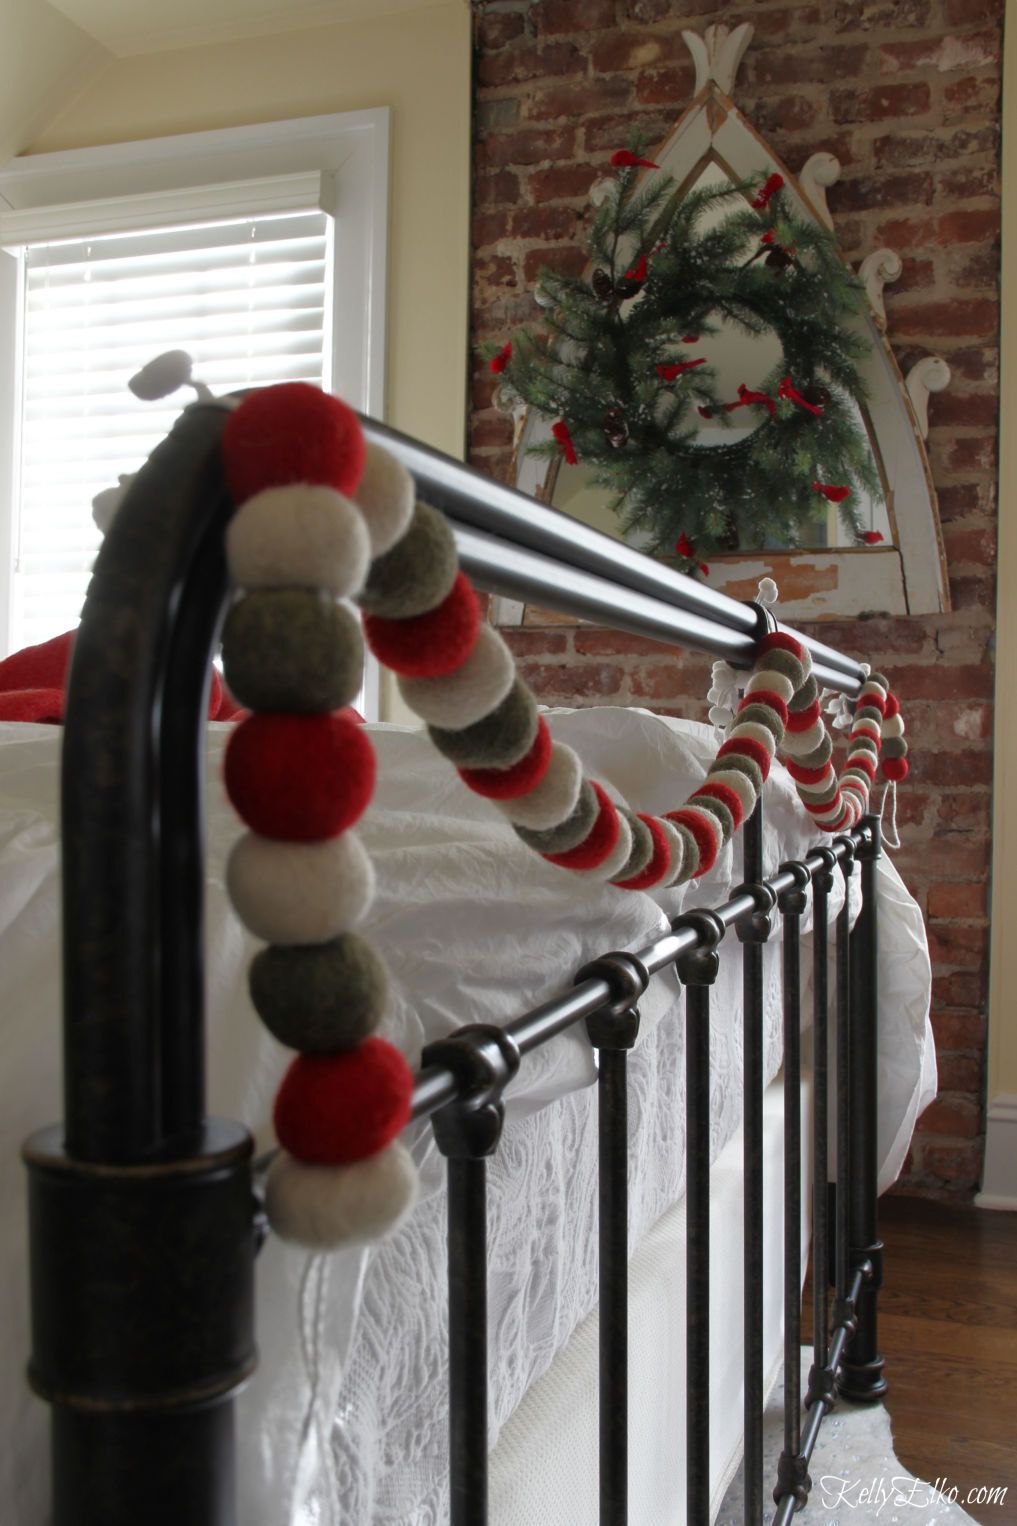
[26,0,472,464]
[24,0,472,723]
[0,0,109,167]
[988,0,1017,1107]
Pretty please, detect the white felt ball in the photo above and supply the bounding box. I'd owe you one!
[783,719,826,756]
[704,766,757,818]
[226,831,375,944]
[727,720,778,757]
[496,743,583,831]
[746,669,795,705]
[656,816,689,887]
[353,442,416,557]
[586,809,634,882]
[226,484,371,598]
[881,714,904,739]
[265,1141,419,1250]
[398,624,516,729]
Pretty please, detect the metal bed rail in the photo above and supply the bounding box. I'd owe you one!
[23,402,885,1524]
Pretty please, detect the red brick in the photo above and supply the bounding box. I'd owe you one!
[930,393,999,430]
[473,209,512,249]
[947,573,997,613]
[935,791,993,830]
[931,970,987,1007]
[911,751,994,789]
[525,75,634,123]
[517,661,623,697]
[831,82,932,123]
[479,126,577,169]
[477,11,526,49]
[944,73,1001,116]
[590,30,678,74]
[749,94,824,136]
[573,628,679,657]
[529,162,600,201]
[942,525,997,566]
[635,64,698,106]
[523,244,588,282]
[917,1140,983,1187]
[874,208,1001,246]
[919,1095,982,1138]
[832,171,934,213]
[880,663,993,701]
[628,663,702,700]
[936,1054,983,1093]
[477,40,584,88]
[623,0,670,19]
[532,0,617,34]
[748,44,868,89]
[943,0,1004,22]
[499,629,569,656]
[927,923,988,968]
[889,298,998,340]
[935,481,993,522]
[474,252,518,290]
[475,169,521,209]
[470,411,516,450]
[878,31,998,76]
[927,882,988,919]
[832,0,933,25]
[511,205,578,241]
[936,163,1000,201]
[944,435,998,474]
[931,1009,987,1049]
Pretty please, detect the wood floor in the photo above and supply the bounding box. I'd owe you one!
[805,1196,1017,1526]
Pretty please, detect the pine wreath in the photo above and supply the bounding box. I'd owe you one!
[486,144,884,574]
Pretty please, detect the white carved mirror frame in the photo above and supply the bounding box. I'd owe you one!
[501,23,951,622]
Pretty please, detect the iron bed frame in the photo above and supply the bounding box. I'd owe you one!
[23,399,888,1525]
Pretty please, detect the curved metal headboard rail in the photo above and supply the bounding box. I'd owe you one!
[61,400,235,1164]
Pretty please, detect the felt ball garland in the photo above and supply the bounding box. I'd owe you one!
[219,381,910,1251]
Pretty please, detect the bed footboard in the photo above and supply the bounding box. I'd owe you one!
[23,398,894,1525]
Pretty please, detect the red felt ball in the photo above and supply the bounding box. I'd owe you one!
[787,759,832,787]
[544,782,620,870]
[881,757,909,782]
[224,711,375,840]
[273,1038,413,1165]
[739,689,789,727]
[758,631,803,662]
[363,572,479,677]
[665,806,719,878]
[786,699,821,732]
[693,780,744,831]
[802,790,842,818]
[614,813,672,890]
[883,693,900,719]
[718,735,771,782]
[845,753,877,781]
[0,687,66,724]
[458,717,552,799]
[221,383,366,503]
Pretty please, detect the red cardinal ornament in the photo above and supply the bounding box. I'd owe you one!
[552,420,578,465]
[751,173,784,210]
[611,150,659,169]
[489,342,512,374]
[813,482,850,503]
[657,358,706,381]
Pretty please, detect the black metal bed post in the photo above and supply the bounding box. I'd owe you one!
[22,403,257,1526]
[838,816,887,1403]
[773,862,811,1517]
[805,848,837,1420]
[675,912,726,1526]
[577,952,651,1526]
[423,1025,521,1526]
[737,797,775,1526]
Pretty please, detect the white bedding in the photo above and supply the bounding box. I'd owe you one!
[0,706,934,1525]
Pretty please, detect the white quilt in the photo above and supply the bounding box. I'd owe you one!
[0,707,934,1524]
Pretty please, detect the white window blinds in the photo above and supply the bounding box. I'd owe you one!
[14,208,331,652]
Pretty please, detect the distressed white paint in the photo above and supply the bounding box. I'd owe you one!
[858,248,903,329]
[799,151,840,231]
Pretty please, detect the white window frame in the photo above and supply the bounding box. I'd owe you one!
[0,109,389,718]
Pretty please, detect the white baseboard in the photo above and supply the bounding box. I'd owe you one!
[976,1093,1017,1210]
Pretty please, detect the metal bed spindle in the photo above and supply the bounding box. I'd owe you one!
[23,402,890,1526]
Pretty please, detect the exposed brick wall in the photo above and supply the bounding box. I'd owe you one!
[469,0,1002,1198]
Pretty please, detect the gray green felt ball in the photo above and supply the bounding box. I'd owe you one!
[515,778,598,854]
[357,501,459,619]
[249,933,389,1052]
[221,589,364,713]
[428,678,539,769]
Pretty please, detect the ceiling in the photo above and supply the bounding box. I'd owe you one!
[44,0,454,56]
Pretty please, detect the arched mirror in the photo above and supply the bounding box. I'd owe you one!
[503,23,950,620]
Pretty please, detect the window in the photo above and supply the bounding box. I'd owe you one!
[0,110,388,715]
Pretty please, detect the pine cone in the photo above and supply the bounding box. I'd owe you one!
[603,406,629,448]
